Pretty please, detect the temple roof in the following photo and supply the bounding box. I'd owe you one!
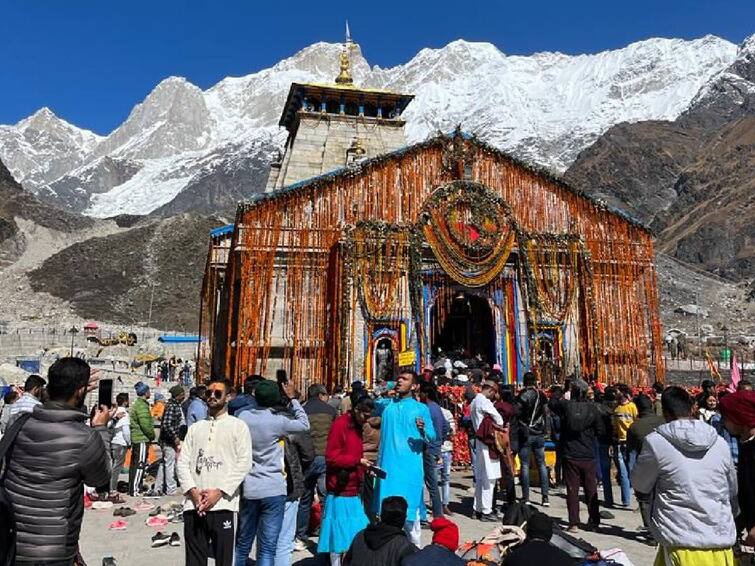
[241,131,651,234]
[278,82,415,131]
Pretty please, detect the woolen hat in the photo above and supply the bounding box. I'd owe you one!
[720,390,755,429]
[134,381,149,396]
[430,517,459,551]
[526,512,553,541]
[380,496,408,528]
[169,385,184,398]
[255,379,282,408]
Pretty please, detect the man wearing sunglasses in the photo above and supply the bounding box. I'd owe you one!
[177,378,252,566]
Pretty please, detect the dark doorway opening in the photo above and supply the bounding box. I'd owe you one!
[431,291,496,365]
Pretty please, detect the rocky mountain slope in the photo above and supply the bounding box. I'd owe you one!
[565,35,755,281]
[0,158,93,266]
[27,213,223,329]
[0,35,738,218]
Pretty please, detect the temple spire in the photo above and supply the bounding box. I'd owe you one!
[335,22,354,86]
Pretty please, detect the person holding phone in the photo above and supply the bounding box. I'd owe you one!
[317,391,374,566]
[3,357,111,565]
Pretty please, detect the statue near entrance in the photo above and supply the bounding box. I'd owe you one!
[375,340,394,381]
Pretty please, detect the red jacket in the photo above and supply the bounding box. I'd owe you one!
[325,413,365,496]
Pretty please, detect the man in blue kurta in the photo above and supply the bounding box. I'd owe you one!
[374,370,437,546]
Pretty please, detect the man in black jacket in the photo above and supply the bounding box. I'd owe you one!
[549,379,604,531]
[296,383,336,547]
[516,372,550,505]
[4,357,111,565]
[345,496,418,566]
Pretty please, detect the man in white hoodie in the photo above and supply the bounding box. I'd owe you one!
[177,377,253,566]
[631,386,738,566]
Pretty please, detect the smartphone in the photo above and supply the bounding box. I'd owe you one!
[98,378,113,408]
[368,464,387,480]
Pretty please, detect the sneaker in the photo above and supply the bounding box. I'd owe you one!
[102,557,117,566]
[479,513,499,522]
[144,489,163,499]
[108,520,128,531]
[151,532,171,547]
[293,539,307,552]
[169,532,181,547]
[600,510,615,520]
[149,506,162,517]
[541,498,550,508]
[91,501,114,510]
[442,505,454,516]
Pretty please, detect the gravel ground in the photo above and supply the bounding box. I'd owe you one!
[79,470,657,566]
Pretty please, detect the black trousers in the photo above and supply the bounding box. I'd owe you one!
[563,457,600,527]
[184,510,235,566]
[128,442,148,496]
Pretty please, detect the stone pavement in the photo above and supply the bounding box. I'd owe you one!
[80,470,657,565]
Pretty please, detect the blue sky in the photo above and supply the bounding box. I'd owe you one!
[1,0,752,134]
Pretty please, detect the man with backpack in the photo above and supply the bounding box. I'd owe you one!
[1,357,111,565]
[516,372,549,506]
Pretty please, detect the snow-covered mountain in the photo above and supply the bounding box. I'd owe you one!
[0,35,742,217]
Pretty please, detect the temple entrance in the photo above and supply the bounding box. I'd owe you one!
[431,291,497,365]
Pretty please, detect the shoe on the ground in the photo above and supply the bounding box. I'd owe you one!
[479,513,499,522]
[146,515,169,527]
[169,532,181,547]
[151,532,172,547]
[541,498,550,507]
[442,505,453,516]
[293,538,307,552]
[108,493,126,504]
[144,489,163,499]
[585,522,599,532]
[108,520,128,531]
[149,506,162,517]
[567,525,579,533]
[102,557,117,566]
[600,510,615,520]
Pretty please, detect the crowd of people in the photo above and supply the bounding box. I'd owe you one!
[1,358,755,566]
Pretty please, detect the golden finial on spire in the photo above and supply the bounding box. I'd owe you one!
[335,21,354,86]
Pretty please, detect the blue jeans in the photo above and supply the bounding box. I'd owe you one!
[597,441,613,507]
[235,495,286,566]
[423,448,443,517]
[438,451,452,506]
[518,434,548,501]
[274,500,299,566]
[296,455,326,540]
[613,442,632,506]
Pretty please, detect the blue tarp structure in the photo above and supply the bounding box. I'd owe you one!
[16,357,41,373]
[158,335,202,343]
[210,224,234,238]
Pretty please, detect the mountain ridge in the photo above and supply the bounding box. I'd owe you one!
[0,34,740,218]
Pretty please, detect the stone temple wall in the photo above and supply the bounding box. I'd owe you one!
[273,113,407,189]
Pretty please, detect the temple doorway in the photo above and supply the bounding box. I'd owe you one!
[431,291,496,365]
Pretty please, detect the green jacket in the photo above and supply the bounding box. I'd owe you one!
[130,397,156,444]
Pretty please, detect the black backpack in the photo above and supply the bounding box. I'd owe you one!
[0,412,32,566]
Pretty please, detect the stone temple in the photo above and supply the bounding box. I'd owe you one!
[198,36,664,391]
